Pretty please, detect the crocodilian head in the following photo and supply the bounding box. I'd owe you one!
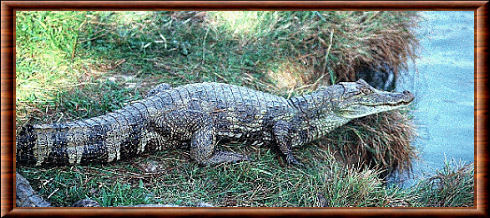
[331,79,414,119]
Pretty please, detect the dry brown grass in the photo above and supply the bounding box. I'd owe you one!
[294,11,419,84]
[321,111,418,178]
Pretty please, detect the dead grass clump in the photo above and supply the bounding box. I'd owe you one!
[295,11,419,84]
[322,110,417,178]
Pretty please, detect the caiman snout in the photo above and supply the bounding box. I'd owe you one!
[401,90,415,104]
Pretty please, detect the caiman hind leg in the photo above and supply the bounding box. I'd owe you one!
[273,120,303,166]
[151,110,249,166]
[190,120,250,166]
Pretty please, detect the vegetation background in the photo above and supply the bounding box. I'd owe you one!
[15,11,473,207]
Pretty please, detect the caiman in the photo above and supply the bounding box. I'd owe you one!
[16,79,414,166]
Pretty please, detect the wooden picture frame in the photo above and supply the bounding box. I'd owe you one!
[1,1,488,217]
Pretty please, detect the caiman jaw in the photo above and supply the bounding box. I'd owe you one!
[335,80,415,119]
[363,90,414,107]
[392,90,414,105]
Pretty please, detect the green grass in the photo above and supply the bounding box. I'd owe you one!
[17,148,474,207]
[15,11,472,207]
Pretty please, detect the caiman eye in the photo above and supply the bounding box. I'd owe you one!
[361,88,372,94]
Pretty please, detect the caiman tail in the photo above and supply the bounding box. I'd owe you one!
[16,102,154,166]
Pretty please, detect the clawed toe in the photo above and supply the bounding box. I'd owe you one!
[286,155,304,167]
[202,151,251,165]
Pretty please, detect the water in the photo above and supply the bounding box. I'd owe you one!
[397,11,474,186]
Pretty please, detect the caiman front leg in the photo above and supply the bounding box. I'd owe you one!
[273,120,303,166]
[151,110,249,166]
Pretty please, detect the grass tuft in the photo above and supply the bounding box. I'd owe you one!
[323,110,418,178]
[409,160,474,207]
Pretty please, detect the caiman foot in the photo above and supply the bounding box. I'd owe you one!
[286,154,304,167]
[199,151,251,166]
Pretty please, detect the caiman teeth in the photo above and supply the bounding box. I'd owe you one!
[388,101,412,107]
[362,100,411,107]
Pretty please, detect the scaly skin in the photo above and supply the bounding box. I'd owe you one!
[16,79,414,166]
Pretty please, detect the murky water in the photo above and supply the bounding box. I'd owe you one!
[397,11,474,185]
